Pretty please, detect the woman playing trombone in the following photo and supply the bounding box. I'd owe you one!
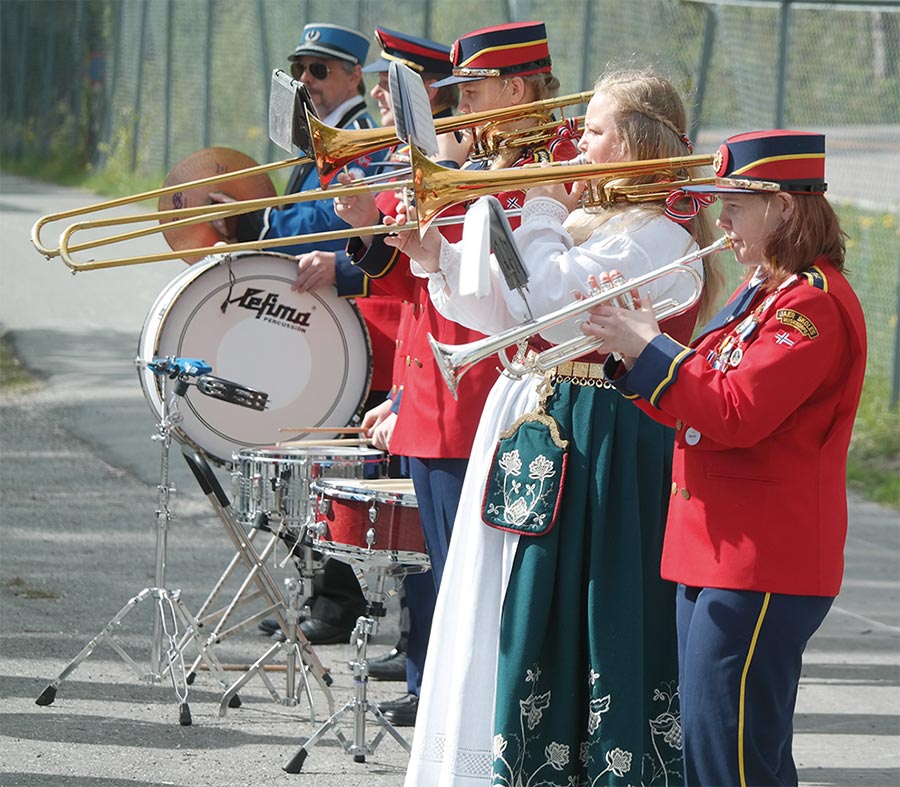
[389,67,725,786]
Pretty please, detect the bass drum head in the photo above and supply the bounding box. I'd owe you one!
[138,251,372,464]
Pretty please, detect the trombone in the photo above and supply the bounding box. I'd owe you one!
[310,90,592,182]
[33,90,593,263]
[428,236,732,398]
[55,146,715,271]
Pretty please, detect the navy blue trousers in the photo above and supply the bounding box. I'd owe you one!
[403,456,468,695]
[676,585,833,787]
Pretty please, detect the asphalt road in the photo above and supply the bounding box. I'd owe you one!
[1,171,898,786]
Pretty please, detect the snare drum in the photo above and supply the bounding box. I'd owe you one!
[138,251,372,464]
[232,445,385,534]
[311,478,428,569]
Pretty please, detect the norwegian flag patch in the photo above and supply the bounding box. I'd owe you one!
[774,331,796,347]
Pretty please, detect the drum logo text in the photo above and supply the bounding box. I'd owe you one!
[227,287,311,329]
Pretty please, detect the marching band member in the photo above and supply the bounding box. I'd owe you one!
[388,67,724,786]
[334,21,580,728]
[583,130,867,787]
[229,23,390,646]
[345,25,461,700]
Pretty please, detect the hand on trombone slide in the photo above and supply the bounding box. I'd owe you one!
[579,270,661,366]
[208,191,238,242]
[382,204,443,271]
[524,175,589,213]
[332,171,382,232]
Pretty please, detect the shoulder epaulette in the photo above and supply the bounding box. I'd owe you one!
[801,265,828,292]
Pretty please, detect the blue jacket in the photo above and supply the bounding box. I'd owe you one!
[237,99,388,297]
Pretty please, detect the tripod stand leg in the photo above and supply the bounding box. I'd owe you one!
[282,606,411,772]
[36,588,155,706]
[283,701,356,773]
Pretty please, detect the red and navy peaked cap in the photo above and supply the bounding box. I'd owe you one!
[430,21,552,88]
[289,23,369,66]
[362,27,452,76]
[688,130,827,194]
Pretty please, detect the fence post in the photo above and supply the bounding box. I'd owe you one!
[691,4,717,145]
[578,1,595,111]
[203,0,213,149]
[258,0,274,164]
[775,0,791,128]
[163,0,174,172]
[131,0,150,171]
[892,253,900,409]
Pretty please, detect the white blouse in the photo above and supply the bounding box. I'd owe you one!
[412,197,703,345]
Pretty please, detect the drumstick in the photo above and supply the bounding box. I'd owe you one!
[278,426,368,433]
[276,438,374,447]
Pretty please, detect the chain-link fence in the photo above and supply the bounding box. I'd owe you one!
[2,0,898,390]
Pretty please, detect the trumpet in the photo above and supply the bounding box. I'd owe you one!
[33,90,593,264]
[428,236,732,398]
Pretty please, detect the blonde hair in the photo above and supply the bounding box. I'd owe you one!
[564,67,725,323]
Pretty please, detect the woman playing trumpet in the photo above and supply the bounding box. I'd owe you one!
[390,67,725,787]
[581,130,867,786]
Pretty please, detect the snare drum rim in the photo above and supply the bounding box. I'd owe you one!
[312,477,418,507]
[235,444,385,462]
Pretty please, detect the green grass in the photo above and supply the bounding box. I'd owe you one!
[847,374,900,510]
[5,576,59,600]
[0,336,38,392]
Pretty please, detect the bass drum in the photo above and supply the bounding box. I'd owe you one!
[138,251,372,464]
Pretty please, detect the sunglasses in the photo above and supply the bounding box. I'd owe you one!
[291,61,330,81]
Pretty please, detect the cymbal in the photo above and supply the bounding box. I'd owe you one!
[158,147,277,264]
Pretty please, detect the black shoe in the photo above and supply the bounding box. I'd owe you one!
[295,617,355,645]
[365,648,407,681]
[258,617,282,636]
[378,692,418,727]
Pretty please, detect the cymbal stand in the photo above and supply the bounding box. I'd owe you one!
[35,359,236,725]
[283,564,411,773]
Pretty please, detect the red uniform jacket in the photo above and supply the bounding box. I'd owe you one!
[349,133,580,458]
[607,258,867,596]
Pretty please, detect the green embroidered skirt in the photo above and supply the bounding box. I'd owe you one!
[492,381,683,786]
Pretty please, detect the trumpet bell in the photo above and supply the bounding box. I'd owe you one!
[157,147,277,263]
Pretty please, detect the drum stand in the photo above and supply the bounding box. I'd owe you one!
[35,360,239,725]
[180,446,334,721]
[283,565,412,773]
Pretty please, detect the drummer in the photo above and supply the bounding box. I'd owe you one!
[217,22,394,647]
[345,25,461,720]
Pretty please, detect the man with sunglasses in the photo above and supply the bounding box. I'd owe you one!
[220,22,386,263]
[216,23,393,649]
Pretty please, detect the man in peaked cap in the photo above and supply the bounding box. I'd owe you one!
[223,21,386,257]
[224,22,390,649]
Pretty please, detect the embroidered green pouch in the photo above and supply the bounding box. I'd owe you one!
[482,412,568,536]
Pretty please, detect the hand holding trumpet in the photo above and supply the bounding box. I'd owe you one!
[579,271,662,367]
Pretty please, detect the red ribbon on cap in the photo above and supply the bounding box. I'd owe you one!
[664,189,717,224]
